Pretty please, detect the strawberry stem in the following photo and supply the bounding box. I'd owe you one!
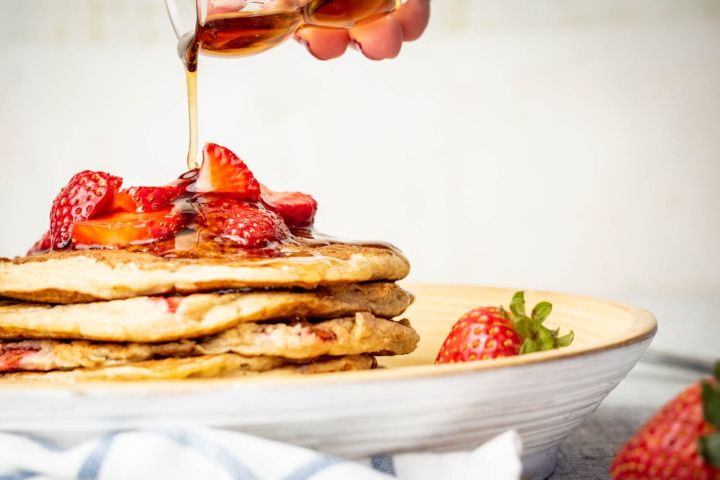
[699,433,720,468]
[703,364,720,428]
[698,362,720,468]
[504,292,574,355]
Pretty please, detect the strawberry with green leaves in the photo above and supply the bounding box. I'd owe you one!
[435,291,574,364]
[611,363,720,480]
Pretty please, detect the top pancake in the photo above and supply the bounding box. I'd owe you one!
[0,242,409,304]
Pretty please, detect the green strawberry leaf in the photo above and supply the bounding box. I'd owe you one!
[536,327,556,350]
[701,374,720,429]
[513,315,533,339]
[531,302,552,323]
[506,291,574,355]
[510,291,527,318]
[556,330,575,347]
[520,338,539,354]
[698,432,720,468]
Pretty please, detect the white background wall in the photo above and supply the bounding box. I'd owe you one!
[1,0,719,307]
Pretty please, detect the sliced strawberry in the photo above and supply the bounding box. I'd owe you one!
[71,209,185,247]
[112,169,198,213]
[110,191,137,213]
[260,184,318,228]
[49,171,123,249]
[27,231,52,255]
[112,186,181,213]
[196,197,289,248]
[193,143,260,200]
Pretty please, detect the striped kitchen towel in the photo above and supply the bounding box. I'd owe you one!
[0,428,522,480]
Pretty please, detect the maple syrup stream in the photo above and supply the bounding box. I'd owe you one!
[169,7,404,259]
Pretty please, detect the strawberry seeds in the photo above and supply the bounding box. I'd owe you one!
[30,143,318,256]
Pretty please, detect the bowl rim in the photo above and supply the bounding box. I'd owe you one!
[0,284,657,393]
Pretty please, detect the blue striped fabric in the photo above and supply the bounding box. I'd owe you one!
[370,455,396,476]
[0,429,401,480]
[77,432,118,480]
[149,429,259,480]
[0,471,37,480]
[0,428,522,479]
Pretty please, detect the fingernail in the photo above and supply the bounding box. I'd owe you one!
[350,39,364,54]
[295,34,308,48]
[351,40,384,61]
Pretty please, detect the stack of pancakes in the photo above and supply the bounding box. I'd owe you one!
[0,243,418,381]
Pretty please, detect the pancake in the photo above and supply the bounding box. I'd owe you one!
[0,313,418,372]
[197,313,419,359]
[0,283,413,342]
[0,243,409,304]
[0,354,376,382]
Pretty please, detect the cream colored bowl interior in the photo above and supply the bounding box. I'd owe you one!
[380,283,656,370]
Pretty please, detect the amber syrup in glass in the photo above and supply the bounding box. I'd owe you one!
[302,0,401,28]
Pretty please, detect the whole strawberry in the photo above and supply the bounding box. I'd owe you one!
[435,291,574,364]
[611,363,720,480]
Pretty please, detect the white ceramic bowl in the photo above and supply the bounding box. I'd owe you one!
[0,284,656,479]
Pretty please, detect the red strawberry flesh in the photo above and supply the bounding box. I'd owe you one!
[261,184,317,228]
[193,143,260,200]
[32,144,316,256]
[28,231,51,255]
[112,169,198,213]
[72,209,185,247]
[196,197,289,248]
[49,171,122,249]
[112,186,181,213]
[0,344,41,372]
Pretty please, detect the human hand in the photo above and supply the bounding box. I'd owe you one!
[295,0,430,60]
